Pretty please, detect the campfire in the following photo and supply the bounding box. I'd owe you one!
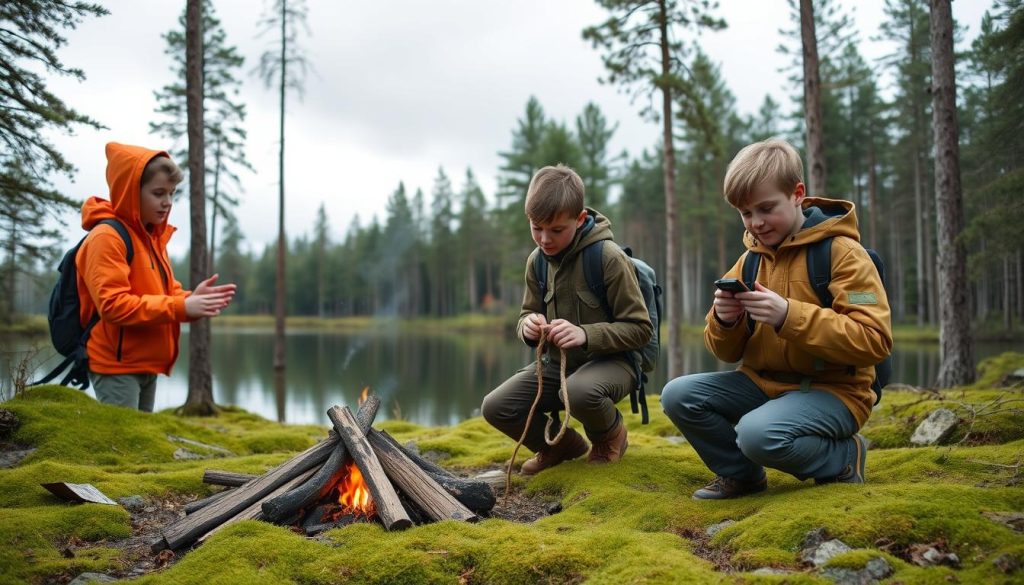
[151,392,496,551]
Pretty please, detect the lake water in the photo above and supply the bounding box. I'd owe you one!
[2,327,1016,426]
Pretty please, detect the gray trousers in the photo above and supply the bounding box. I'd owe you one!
[482,358,634,452]
[89,372,158,412]
[660,371,859,482]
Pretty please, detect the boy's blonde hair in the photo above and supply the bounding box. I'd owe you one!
[141,154,184,187]
[723,138,803,207]
[524,165,585,223]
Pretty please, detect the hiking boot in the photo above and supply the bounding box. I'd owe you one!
[586,420,628,464]
[816,433,868,485]
[520,428,588,476]
[692,475,768,500]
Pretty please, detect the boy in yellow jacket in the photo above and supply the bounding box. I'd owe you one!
[661,138,892,499]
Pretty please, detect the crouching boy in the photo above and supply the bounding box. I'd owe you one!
[661,138,892,499]
[482,165,653,475]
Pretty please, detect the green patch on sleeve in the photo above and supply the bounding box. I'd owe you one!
[847,291,878,305]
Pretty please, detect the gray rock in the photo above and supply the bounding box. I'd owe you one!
[172,447,207,460]
[665,435,687,445]
[801,527,831,550]
[0,447,35,468]
[546,502,563,515]
[117,495,146,512]
[473,470,507,491]
[751,567,792,575]
[68,573,117,585]
[166,434,233,456]
[802,539,852,567]
[706,519,735,537]
[993,553,1021,574]
[910,408,958,445]
[821,557,893,585]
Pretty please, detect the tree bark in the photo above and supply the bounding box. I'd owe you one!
[197,466,317,544]
[273,0,287,372]
[183,0,215,416]
[930,0,975,387]
[800,0,827,195]
[658,0,683,378]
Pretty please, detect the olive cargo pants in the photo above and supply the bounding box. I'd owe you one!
[481,357,634,452]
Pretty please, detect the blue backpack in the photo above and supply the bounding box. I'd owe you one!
[741,237,892,404]
[534,240,662,423]
[32,219,134,390]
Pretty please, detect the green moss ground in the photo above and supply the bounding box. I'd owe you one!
[1,355,1022,584]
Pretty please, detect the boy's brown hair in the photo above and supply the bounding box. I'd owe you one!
[141,154,184,187]
[524,164,585,223]
[723,138,803,207]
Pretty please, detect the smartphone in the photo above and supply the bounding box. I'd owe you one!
[714,278,750,293]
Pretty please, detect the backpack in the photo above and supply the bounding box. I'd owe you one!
[740,237,892,404]
[534,240,663,423]
[32,219,134,390]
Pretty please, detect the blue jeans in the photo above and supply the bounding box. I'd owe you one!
[660,371,859,482]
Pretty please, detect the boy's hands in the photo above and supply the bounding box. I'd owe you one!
[735,282,789,329]
[522,313,548,341]
[712,288,746,325]
[544,319,586,349]
[185,273,237,318]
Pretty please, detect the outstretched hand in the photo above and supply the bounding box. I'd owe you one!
[185,273,236,319]
[735,282,789,329]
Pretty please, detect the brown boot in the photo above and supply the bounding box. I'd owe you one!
[520,428,589,476]
[586,419,628,464]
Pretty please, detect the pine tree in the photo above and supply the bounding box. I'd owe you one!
[0,1,107,324]
[585,0,725,377]
[255,0,310,369]
[575,103,619,210]
[151,0,252,269]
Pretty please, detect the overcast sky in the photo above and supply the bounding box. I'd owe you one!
[43,0,992,260]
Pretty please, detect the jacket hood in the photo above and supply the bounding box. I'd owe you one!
[81,142,173,239]
[743,196,860,254]
[545,208,613,264]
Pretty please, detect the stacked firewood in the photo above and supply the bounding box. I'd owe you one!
[151,395,495,552]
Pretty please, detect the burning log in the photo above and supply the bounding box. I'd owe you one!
[304,514,358,536]
[261,395,381,523]
[156,403,374,551]
[366,429,478,523]
[202,470,255,488]
[197,467,317,545]
[327,406,412,531]
[377,431,495,513]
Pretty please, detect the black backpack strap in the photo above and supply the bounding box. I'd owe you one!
[806,237,834,307]
[533,250,548,313]
[741,251,760,335]
[582,240,613,321]
[97,218,134,265]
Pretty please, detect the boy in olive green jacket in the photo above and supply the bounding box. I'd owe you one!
[481,165,653,475]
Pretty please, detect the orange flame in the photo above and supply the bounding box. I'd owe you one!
[336,461,375,517]
[359,386,369,406]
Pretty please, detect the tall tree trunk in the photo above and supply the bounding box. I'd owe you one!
[209,135,221,270]
[867,138,878,249]
[930,0,974,387]
[273,0,287,372]
[977,238,989,321]
[924,176,937,324]
[1017,249,1023,328]
[913,155,926,326]
[659,0,683,377]
[1004,255,1012,332]
[888,197,905,322]
[184,0,215,415]
[800,0,827,195]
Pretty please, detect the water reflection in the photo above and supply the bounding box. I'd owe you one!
[1,329,1016,426]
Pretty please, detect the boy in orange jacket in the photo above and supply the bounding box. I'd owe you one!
[660,138,892,499]
[76,143,236,411]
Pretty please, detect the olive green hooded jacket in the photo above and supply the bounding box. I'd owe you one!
[516,208,653,373]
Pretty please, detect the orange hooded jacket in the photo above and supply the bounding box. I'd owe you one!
[76,143,190,375]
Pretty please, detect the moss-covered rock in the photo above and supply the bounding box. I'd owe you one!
[2,355,1024,584]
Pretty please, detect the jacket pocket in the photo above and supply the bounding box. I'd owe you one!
[576,288,603,323]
